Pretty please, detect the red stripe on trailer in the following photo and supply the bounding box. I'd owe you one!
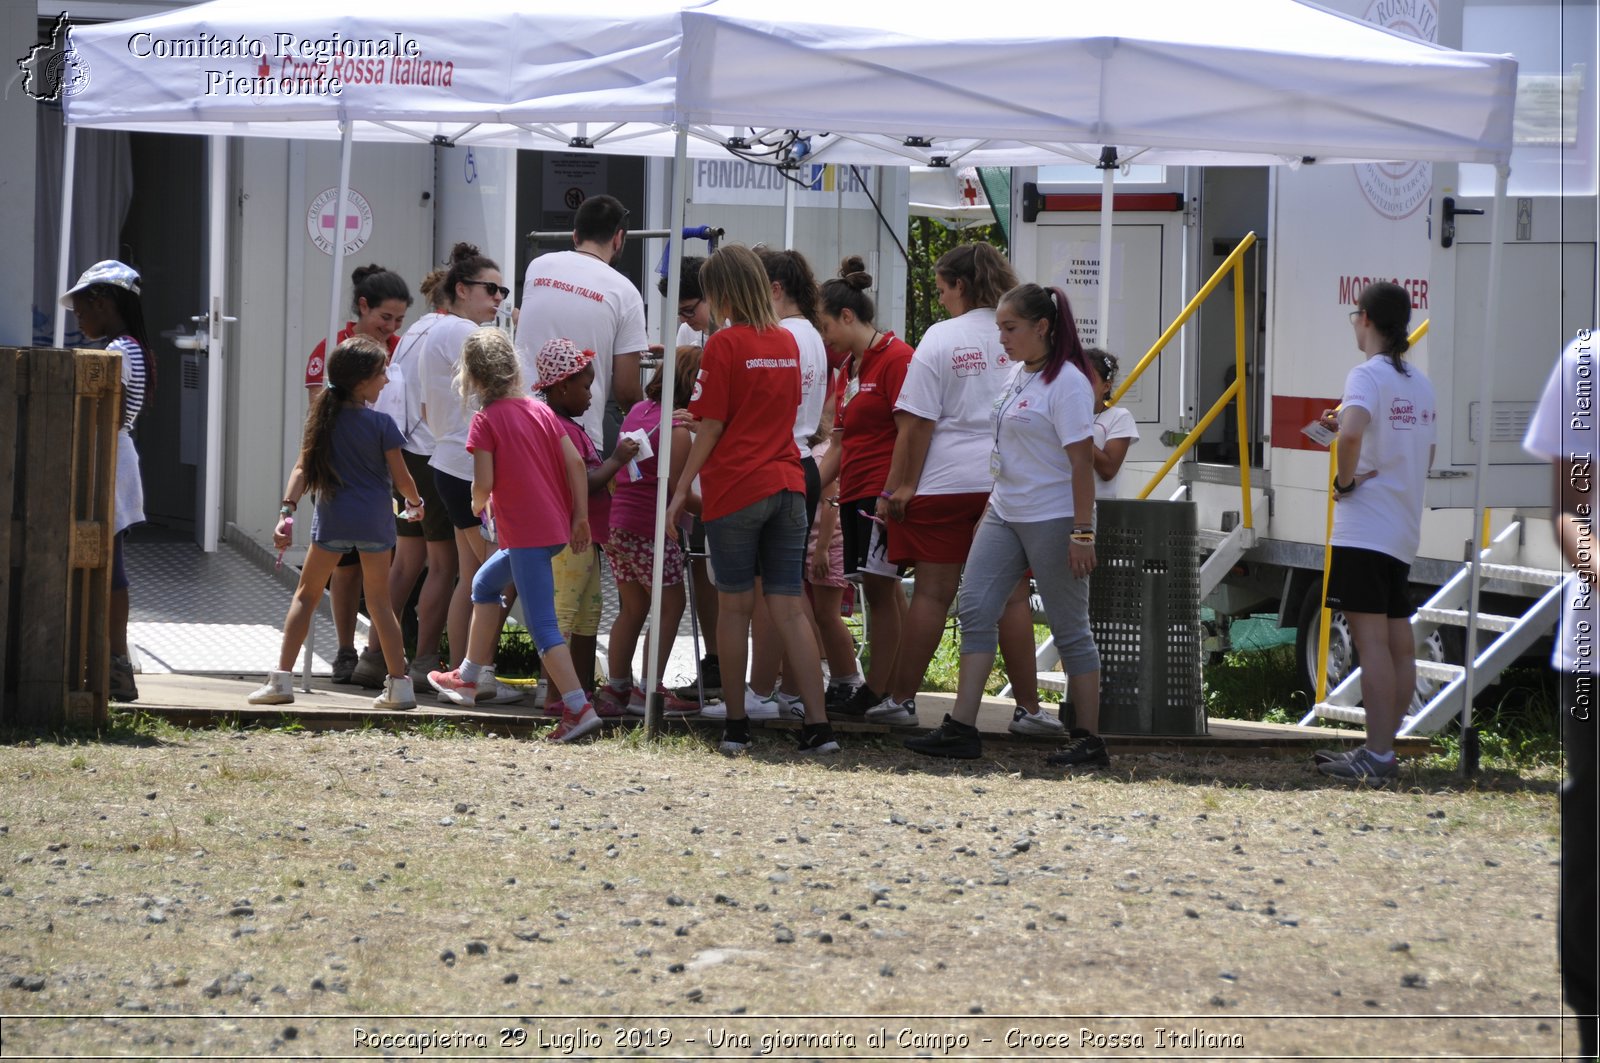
[1271,394,1342,452]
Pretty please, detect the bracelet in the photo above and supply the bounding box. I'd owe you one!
[1070,533,1095,546]
[1333,478,1356,494]
[1072,525,1093,532]
[280,498,297,512]
[827,499,840,508]
[879,490,894,499]
[279,505,295,517]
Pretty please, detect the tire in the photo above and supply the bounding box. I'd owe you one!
[1294,586,1355,703]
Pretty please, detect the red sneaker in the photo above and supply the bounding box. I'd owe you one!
[427,669,478,707]
[545,704,602,743]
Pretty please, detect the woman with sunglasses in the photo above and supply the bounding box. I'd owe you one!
[1086,349,1140,499]
[417,242,509,681]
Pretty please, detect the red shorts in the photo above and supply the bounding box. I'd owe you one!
[886,491,989,566]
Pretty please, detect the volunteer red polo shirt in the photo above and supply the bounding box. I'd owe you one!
[838,330,913,502]
[688,323,806,522]
[305,323,400,388]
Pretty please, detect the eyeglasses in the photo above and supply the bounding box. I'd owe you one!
[470,280,510,299]
[677,298,703,320]
[1348,309,1363,322]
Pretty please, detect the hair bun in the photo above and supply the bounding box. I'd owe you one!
[449,241,482,263]
[351,263,384,285]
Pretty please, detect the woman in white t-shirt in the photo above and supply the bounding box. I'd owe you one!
[872,243,1053,734]
[1315,280,1436,782]
[905,283,1105,768]
[1086,349,1140,499]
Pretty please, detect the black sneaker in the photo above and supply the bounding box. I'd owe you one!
[331,647,360,684]
[797,722,840,756]
[109,654,139,703]
[903,714,982,760]
[718,717,752,756]
[1045,728,1110,769]
[673,655,724,703]
[825,681,862,716]
[833,683,881,720]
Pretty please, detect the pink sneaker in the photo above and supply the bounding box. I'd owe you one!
[627,685,700,717]
[593,682,631,719]
[546,704,602,743]
[428,668,478,707]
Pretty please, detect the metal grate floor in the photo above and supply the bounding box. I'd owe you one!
[125,537,707,685]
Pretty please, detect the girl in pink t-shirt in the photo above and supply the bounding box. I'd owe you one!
[426,329,599,743]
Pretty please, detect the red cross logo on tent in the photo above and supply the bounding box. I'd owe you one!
[305,186,373,256]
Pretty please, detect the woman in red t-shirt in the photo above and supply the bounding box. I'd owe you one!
[298,263,412,686]
[814,256,913,720]
[666,245,836,757]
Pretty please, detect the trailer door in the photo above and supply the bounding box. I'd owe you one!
[1427,0,1599,510]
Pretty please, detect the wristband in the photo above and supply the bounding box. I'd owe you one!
[1070,532,1096,546]
[280,498,297,512]
[879,490,894,499]
[1333,478,1356,495]
[279,505,295,517]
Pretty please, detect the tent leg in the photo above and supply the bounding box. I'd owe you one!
[325,121,354,360]
[643,126,691,740]
[1459,164,1509,780]
[53,124,78,348]
[1097,147,1116,348]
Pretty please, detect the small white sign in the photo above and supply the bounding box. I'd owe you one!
[306,187,373,256]
[1301,419,1337,448]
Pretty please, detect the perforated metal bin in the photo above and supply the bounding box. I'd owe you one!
[1086,499,1206,736]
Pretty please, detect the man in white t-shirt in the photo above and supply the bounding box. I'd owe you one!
[515,194,648,451]
[1523,329,1598,1061]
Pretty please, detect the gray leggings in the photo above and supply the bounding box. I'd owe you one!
[957,509,1101,675]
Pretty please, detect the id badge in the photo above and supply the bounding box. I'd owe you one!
[989,448,1003,477]
[843,374,861,407]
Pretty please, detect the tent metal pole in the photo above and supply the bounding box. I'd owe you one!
[53,124,78,348]
[784,176,796,249]
[644,125,691,740]
[1097,147,1116,348]
[202,135,228,553]
[1458,163,1509,779]
[325,120,354,363]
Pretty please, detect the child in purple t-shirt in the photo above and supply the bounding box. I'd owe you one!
[249,337,425,710]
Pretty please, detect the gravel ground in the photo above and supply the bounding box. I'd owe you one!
[0,726,1575,1060]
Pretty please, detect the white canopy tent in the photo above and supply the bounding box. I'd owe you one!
[60,0,1517,743]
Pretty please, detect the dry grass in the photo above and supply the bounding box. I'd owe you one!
[0,726,1575,1059]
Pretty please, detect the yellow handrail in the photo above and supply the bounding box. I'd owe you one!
[1314,317,1431,704]
[1123,232,1259,530]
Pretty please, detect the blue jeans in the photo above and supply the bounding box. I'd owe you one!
[473,545,565,654]
[705,491,807,596]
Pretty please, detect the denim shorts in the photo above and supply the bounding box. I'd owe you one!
[316,539,390,554]
[704,490,807,596]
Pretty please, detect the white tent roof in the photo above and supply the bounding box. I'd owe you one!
[63,0,1517,166]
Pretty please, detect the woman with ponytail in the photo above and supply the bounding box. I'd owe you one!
[1314,280,1436,783]
[905,283,1106,768]
[301,263,413,687]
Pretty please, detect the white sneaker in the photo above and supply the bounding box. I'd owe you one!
[744,687,781,721]
[696,697,728,720]
[1008,705,1066,736]
[775,690,805,720]
[247,670,294,705]
[372,675,417,711]
[475,666,526,705]
[865,695,919,728]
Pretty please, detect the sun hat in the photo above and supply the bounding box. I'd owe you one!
[536,338,595,391]
[60,260,141,306]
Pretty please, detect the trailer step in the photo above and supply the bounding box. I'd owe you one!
[1478,563,1566,588]
[1414,607,1519,633]
[1039,671,1069,693]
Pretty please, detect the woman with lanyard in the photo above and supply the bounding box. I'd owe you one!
[815,256,914,720]
[1314,281,1436,782]
[870,243,1054,735]
[61,260,152,703]
[372,267,459,689]
[906,283,1105,767]
[297,263,411,687]
[416,242,513,692]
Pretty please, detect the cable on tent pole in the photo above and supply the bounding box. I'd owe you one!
[1458,163,1510,780]
[849,166,910,265]
[53,124,78,348]
[643,125,692,740]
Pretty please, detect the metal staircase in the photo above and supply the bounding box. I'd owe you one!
[1300,521,1566,736]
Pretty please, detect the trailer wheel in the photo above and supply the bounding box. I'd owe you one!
[1295,591,1354,701]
